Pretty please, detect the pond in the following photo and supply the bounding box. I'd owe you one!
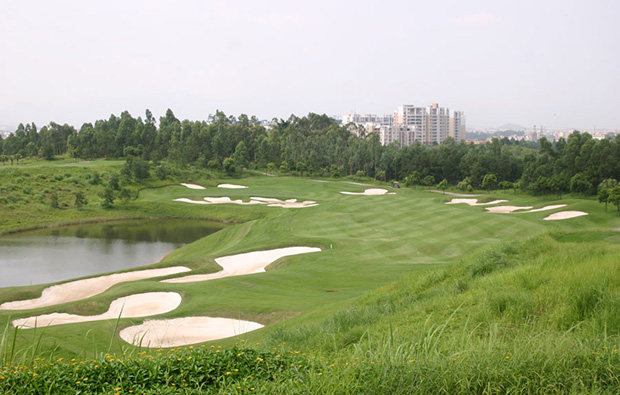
[0,219,227,288]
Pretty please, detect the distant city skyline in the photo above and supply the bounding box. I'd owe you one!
[1,1,619,132]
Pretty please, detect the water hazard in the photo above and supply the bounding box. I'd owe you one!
[0,219,226,287]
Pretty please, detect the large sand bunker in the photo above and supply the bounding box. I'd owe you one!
[12,292,182,329]
[173,197,318,208]
[163,246,321,284]
[217,184,248,189]
[0,267,190,311]
[180,183,205,190]
[486,204,567,214]
[120,316,264,348]
[250,197,319,208]
[543,211,588,220]
[340,188,389,196]
[446,198,508,206]
[485,205,533,213]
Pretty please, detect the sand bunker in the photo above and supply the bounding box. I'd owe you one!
[486,204,568,214]
[163,246,321,284]
[446,198,508,206]
[430,190,481,197]
[180,183,205,190]
[340,188,389,196]
[486,205,533,213]
[206,197,262,205]
[250,197,319,208]
[217,184,248,189]
[12,292,182,329]
[520,204,567,213]
[0,267,190,311]
[173,197,318,208]
[120,316,264,348]
[543,211,589,220]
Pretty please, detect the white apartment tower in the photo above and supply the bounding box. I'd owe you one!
[394,103,465,144]
[343,103,465,146]
[378,124,419,147]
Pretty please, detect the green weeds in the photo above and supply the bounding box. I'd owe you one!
[0,344,310,394]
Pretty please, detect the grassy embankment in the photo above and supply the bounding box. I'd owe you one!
[1,159,620,393]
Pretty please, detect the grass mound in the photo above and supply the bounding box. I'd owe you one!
[262,232,620,393]
[3,232,620,394]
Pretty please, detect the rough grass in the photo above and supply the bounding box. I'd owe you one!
[2,233,620,394]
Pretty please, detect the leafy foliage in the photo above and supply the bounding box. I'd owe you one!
[3,110,619,194]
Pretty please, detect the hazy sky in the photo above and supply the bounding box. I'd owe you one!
[1,0,619,130]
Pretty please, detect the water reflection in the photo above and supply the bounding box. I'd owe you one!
[0,219,226,287]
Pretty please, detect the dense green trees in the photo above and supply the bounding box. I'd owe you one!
[4,109,620,199]
[482,174,498,191]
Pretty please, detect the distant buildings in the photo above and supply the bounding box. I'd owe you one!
[342,103,465,147]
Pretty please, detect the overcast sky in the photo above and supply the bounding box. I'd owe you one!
[1,0,619,130]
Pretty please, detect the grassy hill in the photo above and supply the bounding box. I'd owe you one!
[1,159,619,393]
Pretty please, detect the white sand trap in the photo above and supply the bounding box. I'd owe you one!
[12,292,182,329]
[163,246,321,284]
[120,316,264,348]
[446,198,508,206]
[249,197,285,203]
[173,197,261,205]
[0,267,190,311]
[173,198,211,205]
[430,190,481,197]
[180,183,205,190]
[486,206,533,213]
[543,211,589,221]
[486,204,568,214]
[520,204,567,213]
[250,197,319,208]
[204,197,262,205]
[173,196,318,208]
[217,184,248,189]
[340,188,389,196]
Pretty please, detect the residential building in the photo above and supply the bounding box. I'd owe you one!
[394,103,465,144]
[344,103,465,146]
[378,124,418,147]
[342,113,393,126]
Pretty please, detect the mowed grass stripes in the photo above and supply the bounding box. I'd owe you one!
[0,176,614,358]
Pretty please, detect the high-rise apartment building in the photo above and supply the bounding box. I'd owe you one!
[394,103,465,144]
[343,103,465,146]
[378,124,419,147]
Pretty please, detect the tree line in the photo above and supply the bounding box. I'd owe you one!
[2,109,620,201]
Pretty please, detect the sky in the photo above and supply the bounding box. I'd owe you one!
[1,0,619,131]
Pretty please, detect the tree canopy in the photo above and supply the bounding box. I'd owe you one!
[4,109,620,198]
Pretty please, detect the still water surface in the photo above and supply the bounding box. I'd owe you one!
[0,219,226,288]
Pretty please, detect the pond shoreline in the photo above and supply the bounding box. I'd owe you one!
[0,218,228,288]
[0,215,242,236]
